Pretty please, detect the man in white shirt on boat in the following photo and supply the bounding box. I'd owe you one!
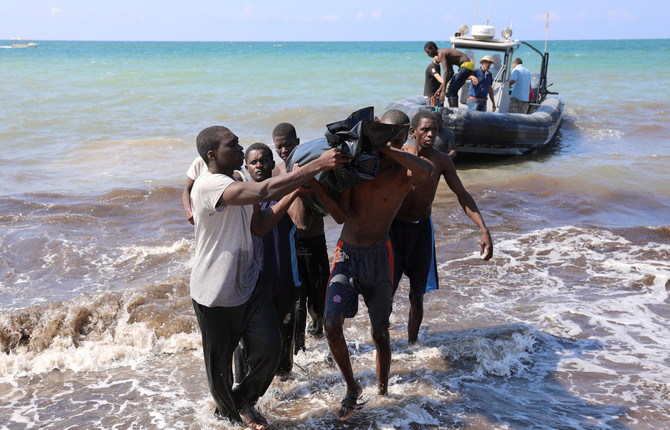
[509,57,532,114]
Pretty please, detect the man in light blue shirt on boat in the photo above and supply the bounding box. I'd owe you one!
[509,57,532,113]
[467,56,497,112]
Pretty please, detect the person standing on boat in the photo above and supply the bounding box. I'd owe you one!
[424,56,444,107]
[467,56,497,112]
[389,110,493,344]
[509,57,532,113]
[424,42,475,108]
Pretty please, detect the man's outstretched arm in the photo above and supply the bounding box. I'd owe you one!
[439,155,493,260]
[378,145,434,180]
[221,148,349,206]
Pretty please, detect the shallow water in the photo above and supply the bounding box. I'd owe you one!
[1,39,669,429]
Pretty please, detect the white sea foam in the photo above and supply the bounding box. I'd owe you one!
[431,224,670,424]
[0,310,200,383]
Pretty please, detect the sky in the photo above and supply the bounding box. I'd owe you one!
[1,0,668,42]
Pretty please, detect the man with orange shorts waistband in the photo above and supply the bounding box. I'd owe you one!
[324,110,434,421]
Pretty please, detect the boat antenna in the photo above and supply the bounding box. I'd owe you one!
[544,12,549,53]
[474,0,478,25]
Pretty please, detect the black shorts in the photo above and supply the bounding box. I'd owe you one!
[389,217,439,295]
[325,240,394,330]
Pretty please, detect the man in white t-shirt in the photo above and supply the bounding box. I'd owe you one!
[189,125,348,429]
[182,157,207,224]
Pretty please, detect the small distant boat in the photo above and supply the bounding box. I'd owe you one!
[387,23,563,156]
[11,42,38,48]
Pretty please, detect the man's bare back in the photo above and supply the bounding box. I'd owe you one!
[437,48,470,68]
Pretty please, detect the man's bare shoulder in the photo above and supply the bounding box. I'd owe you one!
[421,147,453,171]
[273,161,287,176]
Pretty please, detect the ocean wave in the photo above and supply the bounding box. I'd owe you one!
[0,277,199,381]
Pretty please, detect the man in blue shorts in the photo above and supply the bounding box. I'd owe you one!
[324,110,434,421]
[390,110,493,344]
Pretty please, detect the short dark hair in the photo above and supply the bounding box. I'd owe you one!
[411,110,437,130]
[196,126,231,163]
[380,109,409,126]
[424,41,437,51]
[513,57,523,65]
[272,122,297,140]
[245,142,273,162]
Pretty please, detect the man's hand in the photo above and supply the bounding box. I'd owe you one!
[316,148,350,170]
[480,231,493,260]
[291,185,314,198]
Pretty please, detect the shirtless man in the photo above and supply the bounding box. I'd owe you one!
[324,110,434,421]
[390,110,493,344]
[272,123,345,352]
[424,42,474,108]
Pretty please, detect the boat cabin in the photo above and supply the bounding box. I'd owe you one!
[449,24,549,113]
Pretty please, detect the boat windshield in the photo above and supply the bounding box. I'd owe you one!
[458,47,510,82]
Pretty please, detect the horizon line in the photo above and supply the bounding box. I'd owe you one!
[2,37,668,43]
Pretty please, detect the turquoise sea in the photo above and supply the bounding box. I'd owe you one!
[1,39,669,429]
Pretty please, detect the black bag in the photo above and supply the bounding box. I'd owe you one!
[285,106,408,215]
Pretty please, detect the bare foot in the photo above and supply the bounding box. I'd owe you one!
[239,405,269,430]
[337,385,364,421]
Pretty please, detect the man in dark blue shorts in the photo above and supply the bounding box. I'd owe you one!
[390,110,493,344]
[389,216,439,294]
[324,110,434,421]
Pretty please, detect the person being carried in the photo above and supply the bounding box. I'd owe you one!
[272,123,346,353]
[324,110,434,421]
[467,55,497,112]
[233,142,306,383]
[424,42,474,108]
[189,126,349,430]
[509,57,532,114]
[389,110,493,344]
